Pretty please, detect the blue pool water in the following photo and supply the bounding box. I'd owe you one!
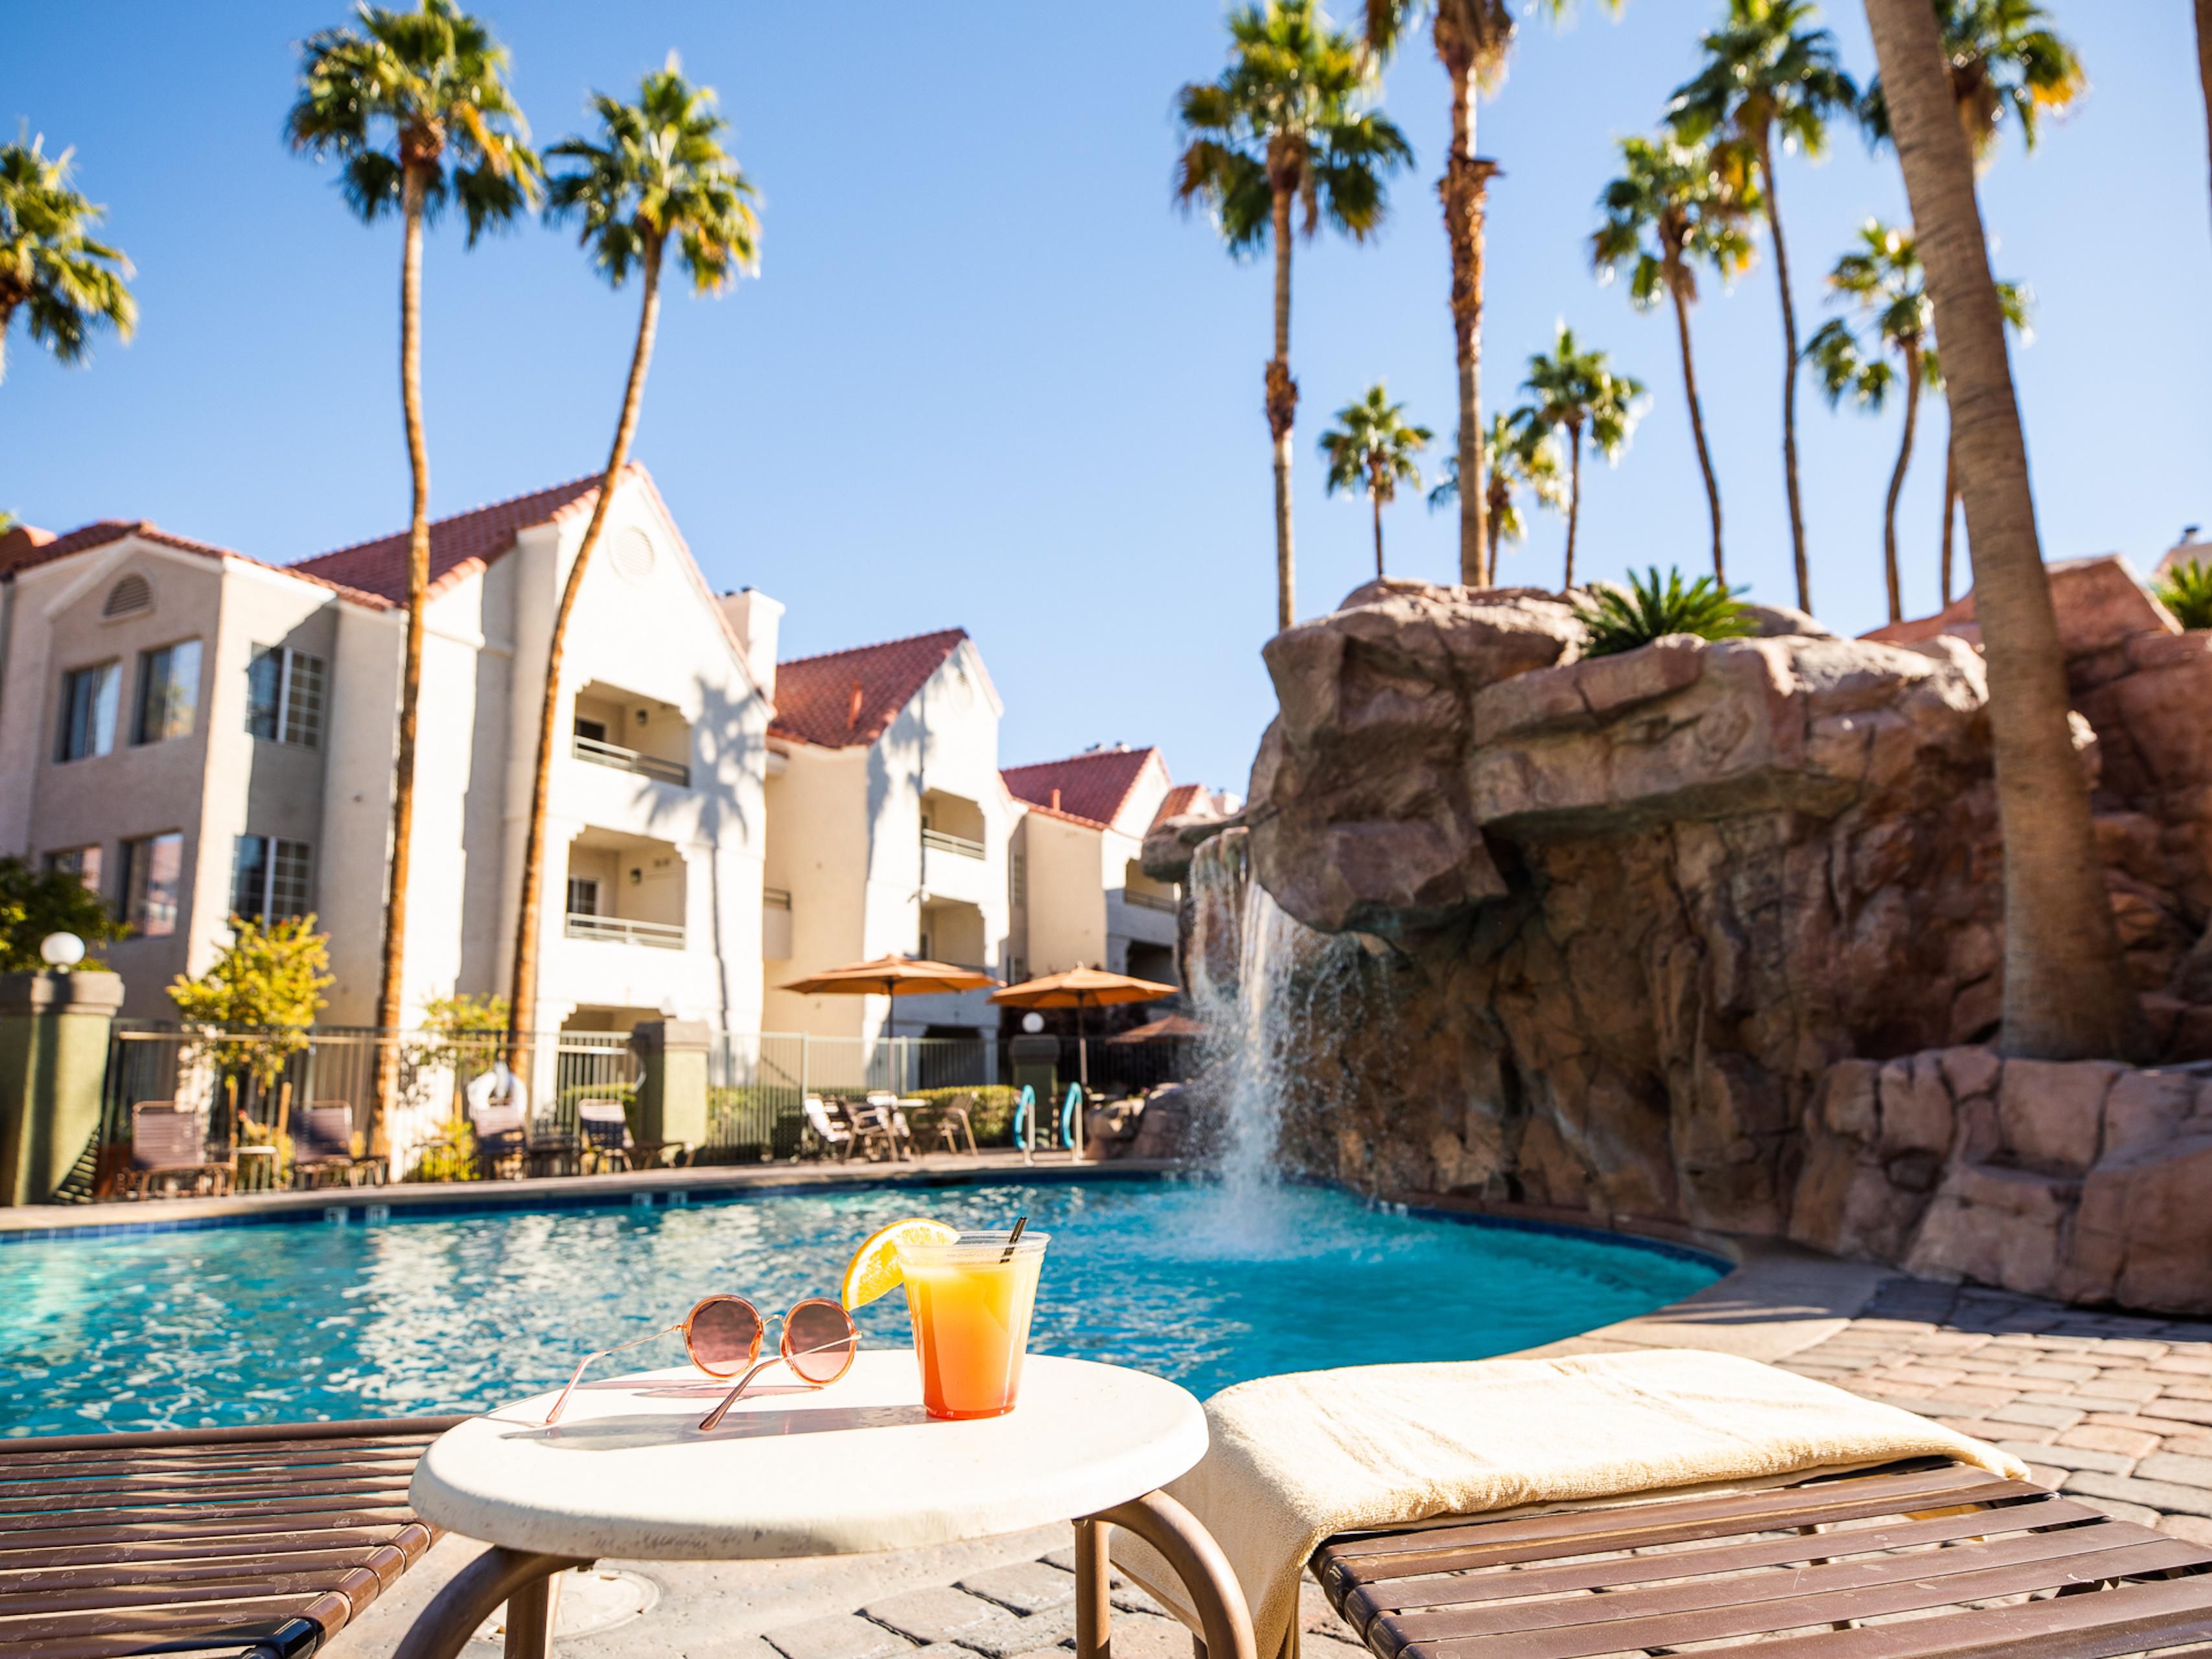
[0,1178,1720,1437]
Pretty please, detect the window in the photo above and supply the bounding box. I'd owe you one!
[566,877,600,917]
[134,640,202,744]
[1008,850,1027,911]
[56,662,121,762]
[43,847,102,892]
[102,574,152,618]
[231,835,313,922]
[574,717,608,745]
[121,832,183,936]
[245,645,327,748]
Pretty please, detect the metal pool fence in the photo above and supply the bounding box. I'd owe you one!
[93,1024,1199,1190]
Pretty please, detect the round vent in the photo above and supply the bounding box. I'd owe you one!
[102,574,152,618]
[609,529,656,584]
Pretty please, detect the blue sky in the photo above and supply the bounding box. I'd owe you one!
[4,3,2207,796]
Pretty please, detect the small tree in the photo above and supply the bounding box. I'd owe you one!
[169,915,333,1089]
[0,855,126,971]
[2156,559,2212,631]
[1573,565,1754,656]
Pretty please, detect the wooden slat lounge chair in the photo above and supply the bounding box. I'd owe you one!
[577,1098,634,1173]
[117,1102,233,1200]
[0,1414,467,1659]
[289,1102,370,1190]
[466,1100,527,1181]
[1312,1456,2212,1659]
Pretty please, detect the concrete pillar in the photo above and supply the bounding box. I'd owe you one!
[0,969,124,1205]
[629,1019,713,1152]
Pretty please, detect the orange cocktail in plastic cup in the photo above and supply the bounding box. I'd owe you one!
[896,1231,1051,1420]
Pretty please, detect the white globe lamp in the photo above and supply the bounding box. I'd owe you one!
[39,932,87,969]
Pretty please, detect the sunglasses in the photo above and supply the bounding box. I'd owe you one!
[542,1294,860,1430]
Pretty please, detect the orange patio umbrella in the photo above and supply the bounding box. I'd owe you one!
[989,966,1179,1086]
[1106,1012,1205,1043]
[780,955,1001,1043]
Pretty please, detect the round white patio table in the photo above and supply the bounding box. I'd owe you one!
[393,1351,1252,1659]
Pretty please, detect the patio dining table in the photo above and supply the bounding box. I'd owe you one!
[392,1351,1252,1659]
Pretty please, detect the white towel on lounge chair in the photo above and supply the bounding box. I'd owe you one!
[1108,1347,2029,1659]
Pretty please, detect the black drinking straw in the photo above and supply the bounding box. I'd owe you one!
[999,1215,1028,1262]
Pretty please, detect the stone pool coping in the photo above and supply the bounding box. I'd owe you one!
[0,1149,1180,1243]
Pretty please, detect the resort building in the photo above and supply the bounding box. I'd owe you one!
[0,466,775,1036]
[759,629,1018,1041]
[1001,745,1183,992]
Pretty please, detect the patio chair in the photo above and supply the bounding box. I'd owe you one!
[919,1091,980,1156]
[288,1100,372,1189]
[865,1091,918,1158]
[837,1097,902,1163]
[524,1123,583,1178]
[1312,1456,2212,1658]
[118,1102,233,1200]
[803,1095,857,1161]
[577,1098,634,1173]
[467,1099,528,1180]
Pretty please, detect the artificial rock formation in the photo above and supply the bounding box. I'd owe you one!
[1191,561,2212,1312]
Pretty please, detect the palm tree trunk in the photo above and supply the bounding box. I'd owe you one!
[1881,342,1922,623]
[1939,418,1958,605]
[2198,0,2212,238]
[1563,424,1583,590]
[1487,478,1508,574]
[1372,487,1385,579]
[507,240,667,1060]
[370,169,432,1157]
[1442,48,1488,585]
[1266,184,1298,633]
[1756,132,1812,616]
[1668,264,1725,584]
[1864,0,2146,1062]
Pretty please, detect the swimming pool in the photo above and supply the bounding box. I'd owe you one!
[0,1178,1721,1437]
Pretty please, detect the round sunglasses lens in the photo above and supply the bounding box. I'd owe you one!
[784,1300,857,1384]
[688,1298,762,1375]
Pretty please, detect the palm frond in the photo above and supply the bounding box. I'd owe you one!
[1574,565,1753,657]
[2155,559,2212,632]
[0,134,135,380]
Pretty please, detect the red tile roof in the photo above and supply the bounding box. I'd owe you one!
[289,468,628,603]
[1003,747,1165,831]
[1149,782,1210,831]
[0,518,393,607]
[770,628,968,748]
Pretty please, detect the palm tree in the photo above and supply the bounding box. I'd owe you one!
[1590,134,1754,584]
[287,0,538,1148]
[1861,0,2144,1062]
[0,135,135,384]
[1859,0,2084,604]
[1176,0,1413,632]
[1670,0,1857,616]
[2200,2,2212,238]
[1806,219,2027,621]
[1320,383,1432,577]
[1522,325,1644,588]
[506,56,760,1057]
[1428,409,1566,575]
[1356,0,1618,588]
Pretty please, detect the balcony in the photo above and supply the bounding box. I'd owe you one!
[573,731,690,787]
[1123,887,1178,914]
[565,912,685,950]
[921,828,986,859]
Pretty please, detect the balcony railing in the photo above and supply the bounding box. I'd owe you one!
[1122,888,1179,914]
[565,912,686,949]
[573,732,690,787]
[921,828,986,860]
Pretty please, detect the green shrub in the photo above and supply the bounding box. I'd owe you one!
[1574,565,1754,658]
[2156,558,2212,631]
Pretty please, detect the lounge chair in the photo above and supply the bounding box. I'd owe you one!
[1314,1455,2212,1657]
[524,1125,582,1178]
[803,1095,856,1161]
[118,1102,233,1200]
[844,1097,904,1162]
[289,1100,380,1189]
[577,1098,634,1172]
[467,1100,528,1180]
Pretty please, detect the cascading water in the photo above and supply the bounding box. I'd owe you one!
[1184,828,1355,1236]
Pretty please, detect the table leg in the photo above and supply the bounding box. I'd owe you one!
[1086,1491,1255,1659]
[1073,1516,1112,1659]
[390,1546,588,1659]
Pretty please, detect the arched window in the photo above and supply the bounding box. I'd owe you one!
[102,574,152,618]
